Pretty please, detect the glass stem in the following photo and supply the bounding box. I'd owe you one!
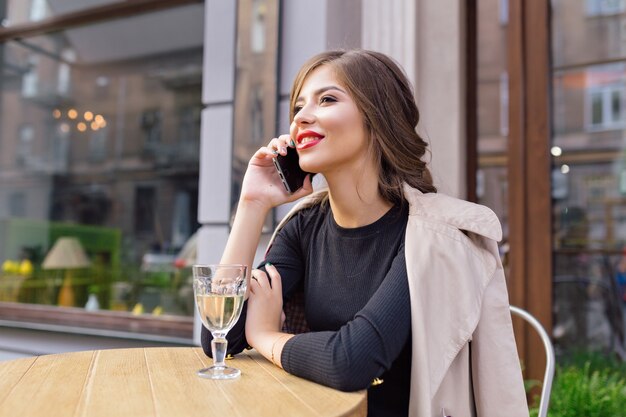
[211,337,227,368]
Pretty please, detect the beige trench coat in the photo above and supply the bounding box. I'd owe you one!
[270,184,529,417]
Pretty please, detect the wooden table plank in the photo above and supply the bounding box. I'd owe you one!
[144,347,242,417]
[194,348,320,417]
[0,356,37,409]
[244,349,367,417]
[75,349,155,417]
[0,351,94,417]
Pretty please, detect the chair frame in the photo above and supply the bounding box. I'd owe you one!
[510,306,555,417]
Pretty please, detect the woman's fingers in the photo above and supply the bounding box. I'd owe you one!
[267,135,294,156]
[250,264,282,295]
[250,269,269,291]
[290,174,314,200]
[250,134,296,162]
[278,133,296,148]
[264,263,282,295]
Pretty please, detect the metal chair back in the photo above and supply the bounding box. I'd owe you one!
[510,306,555,417]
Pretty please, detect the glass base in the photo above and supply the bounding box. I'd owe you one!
[197,365,241,380]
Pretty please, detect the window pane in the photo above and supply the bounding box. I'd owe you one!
[611,89,623,122]
[135,187,156,235]
[552,0,626,355]
[591,91,604,126]
[0,4,203,324]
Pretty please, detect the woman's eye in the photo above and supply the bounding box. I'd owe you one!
[293,105,303,114]
[320,96,337,104]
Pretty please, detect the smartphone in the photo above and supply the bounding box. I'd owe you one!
[272,147,312,193]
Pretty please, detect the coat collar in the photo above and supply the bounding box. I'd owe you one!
[402,184,502,242]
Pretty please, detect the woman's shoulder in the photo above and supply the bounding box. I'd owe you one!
[286,198,328,230]
[275,190,328,227]
[274,195,328,240]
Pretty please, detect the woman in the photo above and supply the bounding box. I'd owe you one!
[202,49,529,417]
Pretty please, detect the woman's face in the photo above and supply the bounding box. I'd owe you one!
[289,65,370,176]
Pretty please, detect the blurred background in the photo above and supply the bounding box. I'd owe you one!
[0,0,625,411]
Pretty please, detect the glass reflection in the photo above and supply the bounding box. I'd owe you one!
[0,5,204,320]
[552,0,626,355]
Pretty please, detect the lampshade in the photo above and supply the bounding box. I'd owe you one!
[42,237,91,269]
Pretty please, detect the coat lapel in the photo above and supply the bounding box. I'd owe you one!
[402,185,501,414]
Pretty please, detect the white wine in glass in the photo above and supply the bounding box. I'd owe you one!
[193,264,247,379]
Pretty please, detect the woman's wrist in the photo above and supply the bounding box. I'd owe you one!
[252,331,293,369]
[237,197,273,216]
[270,334,293,367]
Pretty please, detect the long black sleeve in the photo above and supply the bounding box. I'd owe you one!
[280,246,410,391]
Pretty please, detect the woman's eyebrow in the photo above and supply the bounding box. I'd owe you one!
[296,85,346,102]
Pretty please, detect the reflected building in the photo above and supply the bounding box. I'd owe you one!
[0,3,203,265]
[551,0,626,355]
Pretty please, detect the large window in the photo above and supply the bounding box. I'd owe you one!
[0,1,203,338]
[552,1,626,355]
[473,0,626,382]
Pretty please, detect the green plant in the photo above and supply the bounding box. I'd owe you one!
[529,351,626,417]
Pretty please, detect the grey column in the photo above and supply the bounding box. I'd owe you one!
[275,0,362,219]
[195,0,238,344]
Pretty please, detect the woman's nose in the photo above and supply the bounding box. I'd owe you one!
[293,106,315,125]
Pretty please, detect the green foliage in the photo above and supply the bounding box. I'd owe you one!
[529,351,626,417]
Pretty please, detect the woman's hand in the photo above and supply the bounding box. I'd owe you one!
[245,264,284,346]
[239,134,313,212]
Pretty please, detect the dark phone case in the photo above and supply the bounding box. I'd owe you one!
[273,147,311,193]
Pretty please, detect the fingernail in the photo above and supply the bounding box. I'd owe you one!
[272,150,279,155]
[280,147,287,154]
[289,139,295,147]
[266,262,272,267]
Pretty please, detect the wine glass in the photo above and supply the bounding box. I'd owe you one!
[193,264,247,379]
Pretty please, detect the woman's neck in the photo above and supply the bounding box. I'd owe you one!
[324,168,393,228]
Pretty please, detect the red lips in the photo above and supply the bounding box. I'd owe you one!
[296,130,324,150]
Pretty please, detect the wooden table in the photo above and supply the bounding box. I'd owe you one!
[0,347,366,417]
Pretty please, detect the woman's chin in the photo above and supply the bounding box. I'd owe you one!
[298,159,322,174]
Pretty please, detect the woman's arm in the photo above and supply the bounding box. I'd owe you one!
[218,135,312,281]
[202,206,306,357]
[247,246,411,391]
[245,264,295,366]
[220,200,270,282]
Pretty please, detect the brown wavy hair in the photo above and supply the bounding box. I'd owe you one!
[289,49,437,204]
